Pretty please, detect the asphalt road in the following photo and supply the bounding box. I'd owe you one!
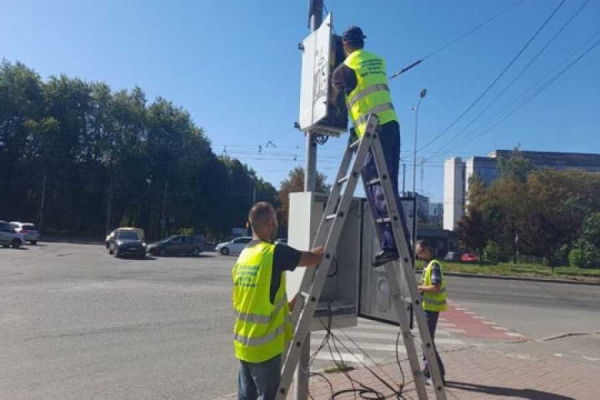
[0,242,238,400]
[1,243,599,400]
[446,275,600,339]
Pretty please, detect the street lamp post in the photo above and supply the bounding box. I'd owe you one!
[411,89,427,260]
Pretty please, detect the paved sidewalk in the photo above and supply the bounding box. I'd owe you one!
[296,346,600,400]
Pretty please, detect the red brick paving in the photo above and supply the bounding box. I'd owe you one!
[297,347,600,399]
[443,301,527,341]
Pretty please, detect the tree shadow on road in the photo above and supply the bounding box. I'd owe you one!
[446,381,574,400]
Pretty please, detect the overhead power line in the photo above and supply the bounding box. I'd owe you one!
[447,34,600,152]
[389,0,525,80]
[417,0,567,153]
[430,0,591,158]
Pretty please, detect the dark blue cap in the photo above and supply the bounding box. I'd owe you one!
[342,26,366,43]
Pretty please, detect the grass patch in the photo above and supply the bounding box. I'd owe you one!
[416,261,600,282]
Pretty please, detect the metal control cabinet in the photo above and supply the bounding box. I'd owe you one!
[287,192,360,330]
[359,198,415,324]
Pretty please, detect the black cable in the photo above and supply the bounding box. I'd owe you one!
[389,0,525,80]
[430,0,591,158]
[439,31,600,155]
[417,0,567,153]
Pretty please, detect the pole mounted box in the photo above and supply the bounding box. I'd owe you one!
[298,13,348,136]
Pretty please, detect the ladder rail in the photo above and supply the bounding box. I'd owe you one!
[369,129,447,399]
[277,123,375,400]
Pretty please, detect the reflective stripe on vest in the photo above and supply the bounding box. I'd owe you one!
[234,295,287,324]
[355,103,395,126]
[234,324,286,347]
[343,49,398,137]
[421,259,448,312]
[347,83,390,108]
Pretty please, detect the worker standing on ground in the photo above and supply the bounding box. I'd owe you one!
[416,239,447,383]
[331,25,411,267]
[232,202,323,400]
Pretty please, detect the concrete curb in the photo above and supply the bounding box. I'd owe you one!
[439,271,600,286]
[537,331,600,342]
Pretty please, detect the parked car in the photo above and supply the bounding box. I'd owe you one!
[444,251,463,261]
[461,253,479,263]
[108,228,146,259]
[0,221,24,249]
[105,227,145,249]
[215,236,253,255]
[147,235,205,257]
[9,222,40,245]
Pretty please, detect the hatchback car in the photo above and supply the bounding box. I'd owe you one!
[0,221,24,248]
[9,222,40,245]
[108,229,146,259]
[461,253,479,263]
[215,236,252,255]
[147,235,205,257]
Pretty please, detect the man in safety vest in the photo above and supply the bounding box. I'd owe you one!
[331,25,412,267]
[416,239,447,383]
[232,202,323,400]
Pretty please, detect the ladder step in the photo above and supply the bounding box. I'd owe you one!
[376,217,391,223]
[325,214,337,221]
[349,138,361,150]
[337,175,350,185]
[366,178,381,186]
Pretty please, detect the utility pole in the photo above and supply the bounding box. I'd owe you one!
[106,178,113,235]
[402,163,406,196]
[161,181,168,237]
[304,0,323,192]
[39,174,47,233]
[411,89,427,258]
[297,3,322,398]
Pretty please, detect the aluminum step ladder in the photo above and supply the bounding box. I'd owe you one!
[276,114,447,400]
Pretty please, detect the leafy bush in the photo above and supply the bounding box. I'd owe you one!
[569,240,600,269]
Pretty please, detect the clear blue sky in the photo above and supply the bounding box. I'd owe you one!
[2,0,599,203]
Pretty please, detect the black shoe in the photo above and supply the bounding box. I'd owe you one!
[372,249,399,267]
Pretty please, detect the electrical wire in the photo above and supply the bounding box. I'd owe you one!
[389,0,525,80]
[438,30,600,156]
[417,0,568,153]
[429,0,592,158]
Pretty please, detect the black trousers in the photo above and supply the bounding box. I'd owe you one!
[361,120,412,255]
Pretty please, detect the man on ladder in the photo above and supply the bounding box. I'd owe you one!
[331,25,412,267]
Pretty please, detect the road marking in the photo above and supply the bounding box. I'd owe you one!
[445,328,466,334]
[313,352,366,364]
[472,316,487,320]
[505,332,525,337]
[583,356,600,362]
[312,330,460,345]
[492,326,509,331]
[454,307,468,311]
[482,321,497,325]
[313,340,407,354]
[438,322,456,328]
[554,353,563,357]
[463,311,477,315]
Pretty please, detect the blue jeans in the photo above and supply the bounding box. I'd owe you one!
[238,354,281,400]
[361,120,412,254]
[422,310,445,377]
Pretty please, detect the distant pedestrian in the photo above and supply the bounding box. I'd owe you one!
[416,239,447,383]
[232,202,323,400]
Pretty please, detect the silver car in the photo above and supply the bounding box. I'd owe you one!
[0,221,25,248]
[9,222,40,245]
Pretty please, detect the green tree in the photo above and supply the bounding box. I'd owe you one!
[277,166,328,233]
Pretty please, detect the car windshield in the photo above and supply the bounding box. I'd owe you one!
[22,224,38,230]
[118,231,140,240]
[163,236,178,242]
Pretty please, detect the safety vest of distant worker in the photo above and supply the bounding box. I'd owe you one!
[343,49,398,137]
[232,241,292,363]
[420,259,448,312]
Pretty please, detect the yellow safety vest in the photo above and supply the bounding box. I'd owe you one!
[232,241,292,363]
[420,259,448,312]
[343,49,398,137]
